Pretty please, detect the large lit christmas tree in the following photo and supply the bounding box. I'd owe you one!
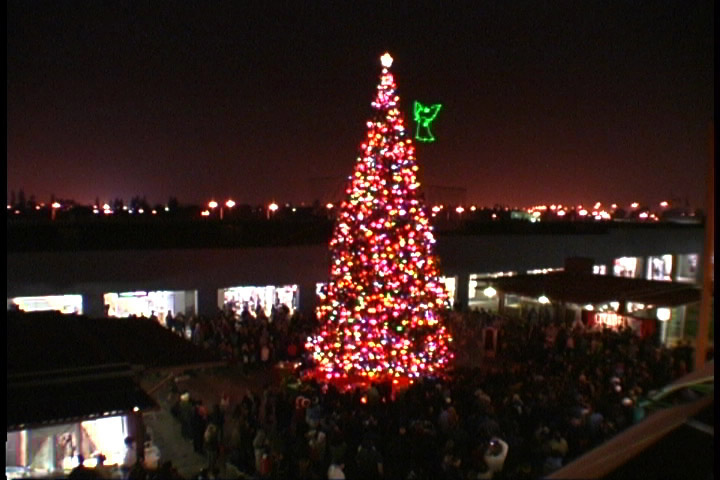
[306,53,453,383]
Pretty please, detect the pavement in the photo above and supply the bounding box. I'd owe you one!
[139,365,276,479]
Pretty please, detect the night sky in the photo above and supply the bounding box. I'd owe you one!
[7,1,714,209]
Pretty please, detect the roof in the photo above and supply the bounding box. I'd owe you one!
[485,272,702,307]
[7,311,226,430]
[7,311,226,375]
[7,366,158,431]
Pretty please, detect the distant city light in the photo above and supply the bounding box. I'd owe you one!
[456,206,465,214]
[631,202,639,208]
[578,209,588,216]
[538,295,550,304]
[326,203,334,209]
[639,212,649,219]
[483,286,497,298]
[269,202,279,212]
[225,199,236,208]
[659,201,668,207]
[51,202,61,209]
[201,210,210,216]
[208,200,218,209]
[556,210,566,217]
[138,208,144,214]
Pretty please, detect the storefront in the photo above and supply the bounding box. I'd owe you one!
[613,256,644,279]
[6,415,129,478]
[104,290,197,325]
[7,295,83,315]
[220,284,299,318]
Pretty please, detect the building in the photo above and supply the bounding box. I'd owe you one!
[7,219,708,346]
[6,311,224,478]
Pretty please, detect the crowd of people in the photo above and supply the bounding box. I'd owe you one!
[136,304,707,480]
[165,303,314,371]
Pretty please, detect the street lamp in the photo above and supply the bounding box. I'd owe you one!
[268,202,279,220]
[225,199,235,220]
[208,200,223,220]
[51,202,61,221]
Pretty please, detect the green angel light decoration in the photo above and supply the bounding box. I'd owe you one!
[413,101,442,142]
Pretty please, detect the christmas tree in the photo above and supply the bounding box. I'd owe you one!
[306,53,453,383]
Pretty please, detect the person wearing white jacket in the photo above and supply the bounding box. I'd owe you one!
[483,437,509,477]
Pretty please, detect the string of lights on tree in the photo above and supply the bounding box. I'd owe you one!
[306,53,454,383]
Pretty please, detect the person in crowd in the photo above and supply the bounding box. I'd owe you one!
[327,460,346,480]
[68,454,101,479]
[355,436,384,480]
[204,422,220,472]
[122,436,138,479]
[484,437,509,477]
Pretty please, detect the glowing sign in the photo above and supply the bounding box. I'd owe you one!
[413,101,442,142]
[595,312,626,328]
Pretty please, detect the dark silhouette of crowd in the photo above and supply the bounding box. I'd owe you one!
[165,303,313,371]
[153,304,705,479]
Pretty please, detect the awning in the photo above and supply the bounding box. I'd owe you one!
[484,272,702,307]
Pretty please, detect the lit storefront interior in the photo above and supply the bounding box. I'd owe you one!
[647,254,673,281]
[439,276,456,307]
[613,256,643,279]
[675,253,700,283]
[104,290,197,325]
[220,284,299,318]
[7,295,83,315]
[7,415,130,478]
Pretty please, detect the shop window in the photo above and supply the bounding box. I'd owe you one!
[613,257,638,278]
[222,284,299,319]
[676,254,699,283]
[104,290,197,324]
[647,255,673,281]
[7,295,83,315]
